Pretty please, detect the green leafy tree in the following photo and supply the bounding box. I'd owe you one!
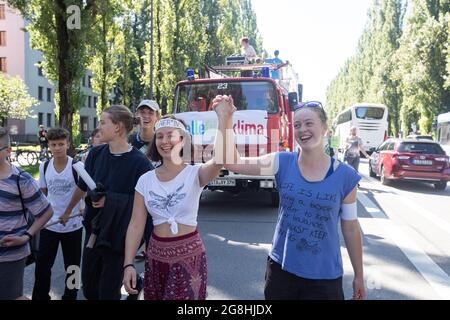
[395,0,450,134]
[0,73,38,126]
[7,0,96,150]
[88,0,124,111]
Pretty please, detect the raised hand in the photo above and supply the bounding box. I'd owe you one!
[211,95,236,118]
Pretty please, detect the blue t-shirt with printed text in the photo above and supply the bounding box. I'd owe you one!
[271,152,361,279]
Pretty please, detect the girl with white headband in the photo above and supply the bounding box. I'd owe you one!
[123,96,235,300]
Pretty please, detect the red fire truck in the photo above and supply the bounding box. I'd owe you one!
[173,62,301,206]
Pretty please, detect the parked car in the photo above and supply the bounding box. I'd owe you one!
[369,139,450,190]
[406,134,434,141]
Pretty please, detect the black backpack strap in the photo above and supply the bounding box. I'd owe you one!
[43,159,50,177]
[16,169,28,223]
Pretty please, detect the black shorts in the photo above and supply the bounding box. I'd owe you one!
[264,257,345,300]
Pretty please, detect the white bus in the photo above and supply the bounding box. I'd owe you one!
[437,111,450,156]
[333,103,388,153]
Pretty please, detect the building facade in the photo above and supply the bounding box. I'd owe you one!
[0,2,99,143]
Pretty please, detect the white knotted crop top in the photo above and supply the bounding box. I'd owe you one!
[135,164,203,234]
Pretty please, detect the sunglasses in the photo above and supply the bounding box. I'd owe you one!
[295,101,324,110]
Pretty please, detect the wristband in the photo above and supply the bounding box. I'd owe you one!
[123,264,135,271]
[23,231,33,241]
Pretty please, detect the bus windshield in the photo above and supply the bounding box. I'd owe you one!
[175,81,278,113]
[355,106,385,120]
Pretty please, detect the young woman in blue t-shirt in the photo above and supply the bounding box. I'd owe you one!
[223,97,365,300]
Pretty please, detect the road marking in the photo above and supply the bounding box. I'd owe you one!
[208,234,272,253]
[357,193,388,219]
[359,163,450,238]
[357,192,450,299]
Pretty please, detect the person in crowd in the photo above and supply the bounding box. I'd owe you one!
[122,95,235,300]
[324,129,336,159]
[129,99,160,261]
[38,125,49,160]
[129,99,160,158]
[32,127,84,300]
[61,105,153,300]
[344,126,370,173]
[222,99,365,300]
[0,127,53,300]
[80,128,102,163]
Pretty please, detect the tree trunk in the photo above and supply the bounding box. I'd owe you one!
[55,0,74,153]
[156,0,163,112]
[101,14,108,110]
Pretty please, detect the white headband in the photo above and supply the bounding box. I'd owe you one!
[155,118,187,133]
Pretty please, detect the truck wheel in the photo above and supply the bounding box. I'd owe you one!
[270,192,279,207]
[434,181,447,190]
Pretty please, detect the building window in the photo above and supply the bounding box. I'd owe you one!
[38,86,44,101]
[88,96,92,108]
[37,61,43,76]
[38,113,44,126]
[0,57,6,72]
[88,76,92,88]
[0,5,5,20]
[82,75,85,87]
[47,113,52,127]
[94,97,98,108]
[93,117,97,129]
[80,117,88,132]
[47,88,51,102]
[0,31,6,46]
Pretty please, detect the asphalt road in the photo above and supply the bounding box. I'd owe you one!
[22,159,450,300]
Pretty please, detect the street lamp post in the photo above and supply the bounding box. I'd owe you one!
[149,0,154,100]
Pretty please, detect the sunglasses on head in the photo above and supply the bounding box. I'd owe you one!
[295,101,324,110]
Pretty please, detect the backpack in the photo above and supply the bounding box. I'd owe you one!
[43,159,79,184]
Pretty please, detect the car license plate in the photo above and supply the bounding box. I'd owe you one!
[412,159,432,165]
[208,179,236,187]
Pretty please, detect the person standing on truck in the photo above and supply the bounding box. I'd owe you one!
[265,50,283,79]
[222,98,365,300]
[240,37,257,64]
[344,126,370,173]
[122,96,235,300]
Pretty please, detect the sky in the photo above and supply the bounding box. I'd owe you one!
[251,0,373,104]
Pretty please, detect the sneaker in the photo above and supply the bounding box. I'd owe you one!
[135,251,146,261]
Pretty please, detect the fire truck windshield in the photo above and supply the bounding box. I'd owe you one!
[175,81,278,114]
